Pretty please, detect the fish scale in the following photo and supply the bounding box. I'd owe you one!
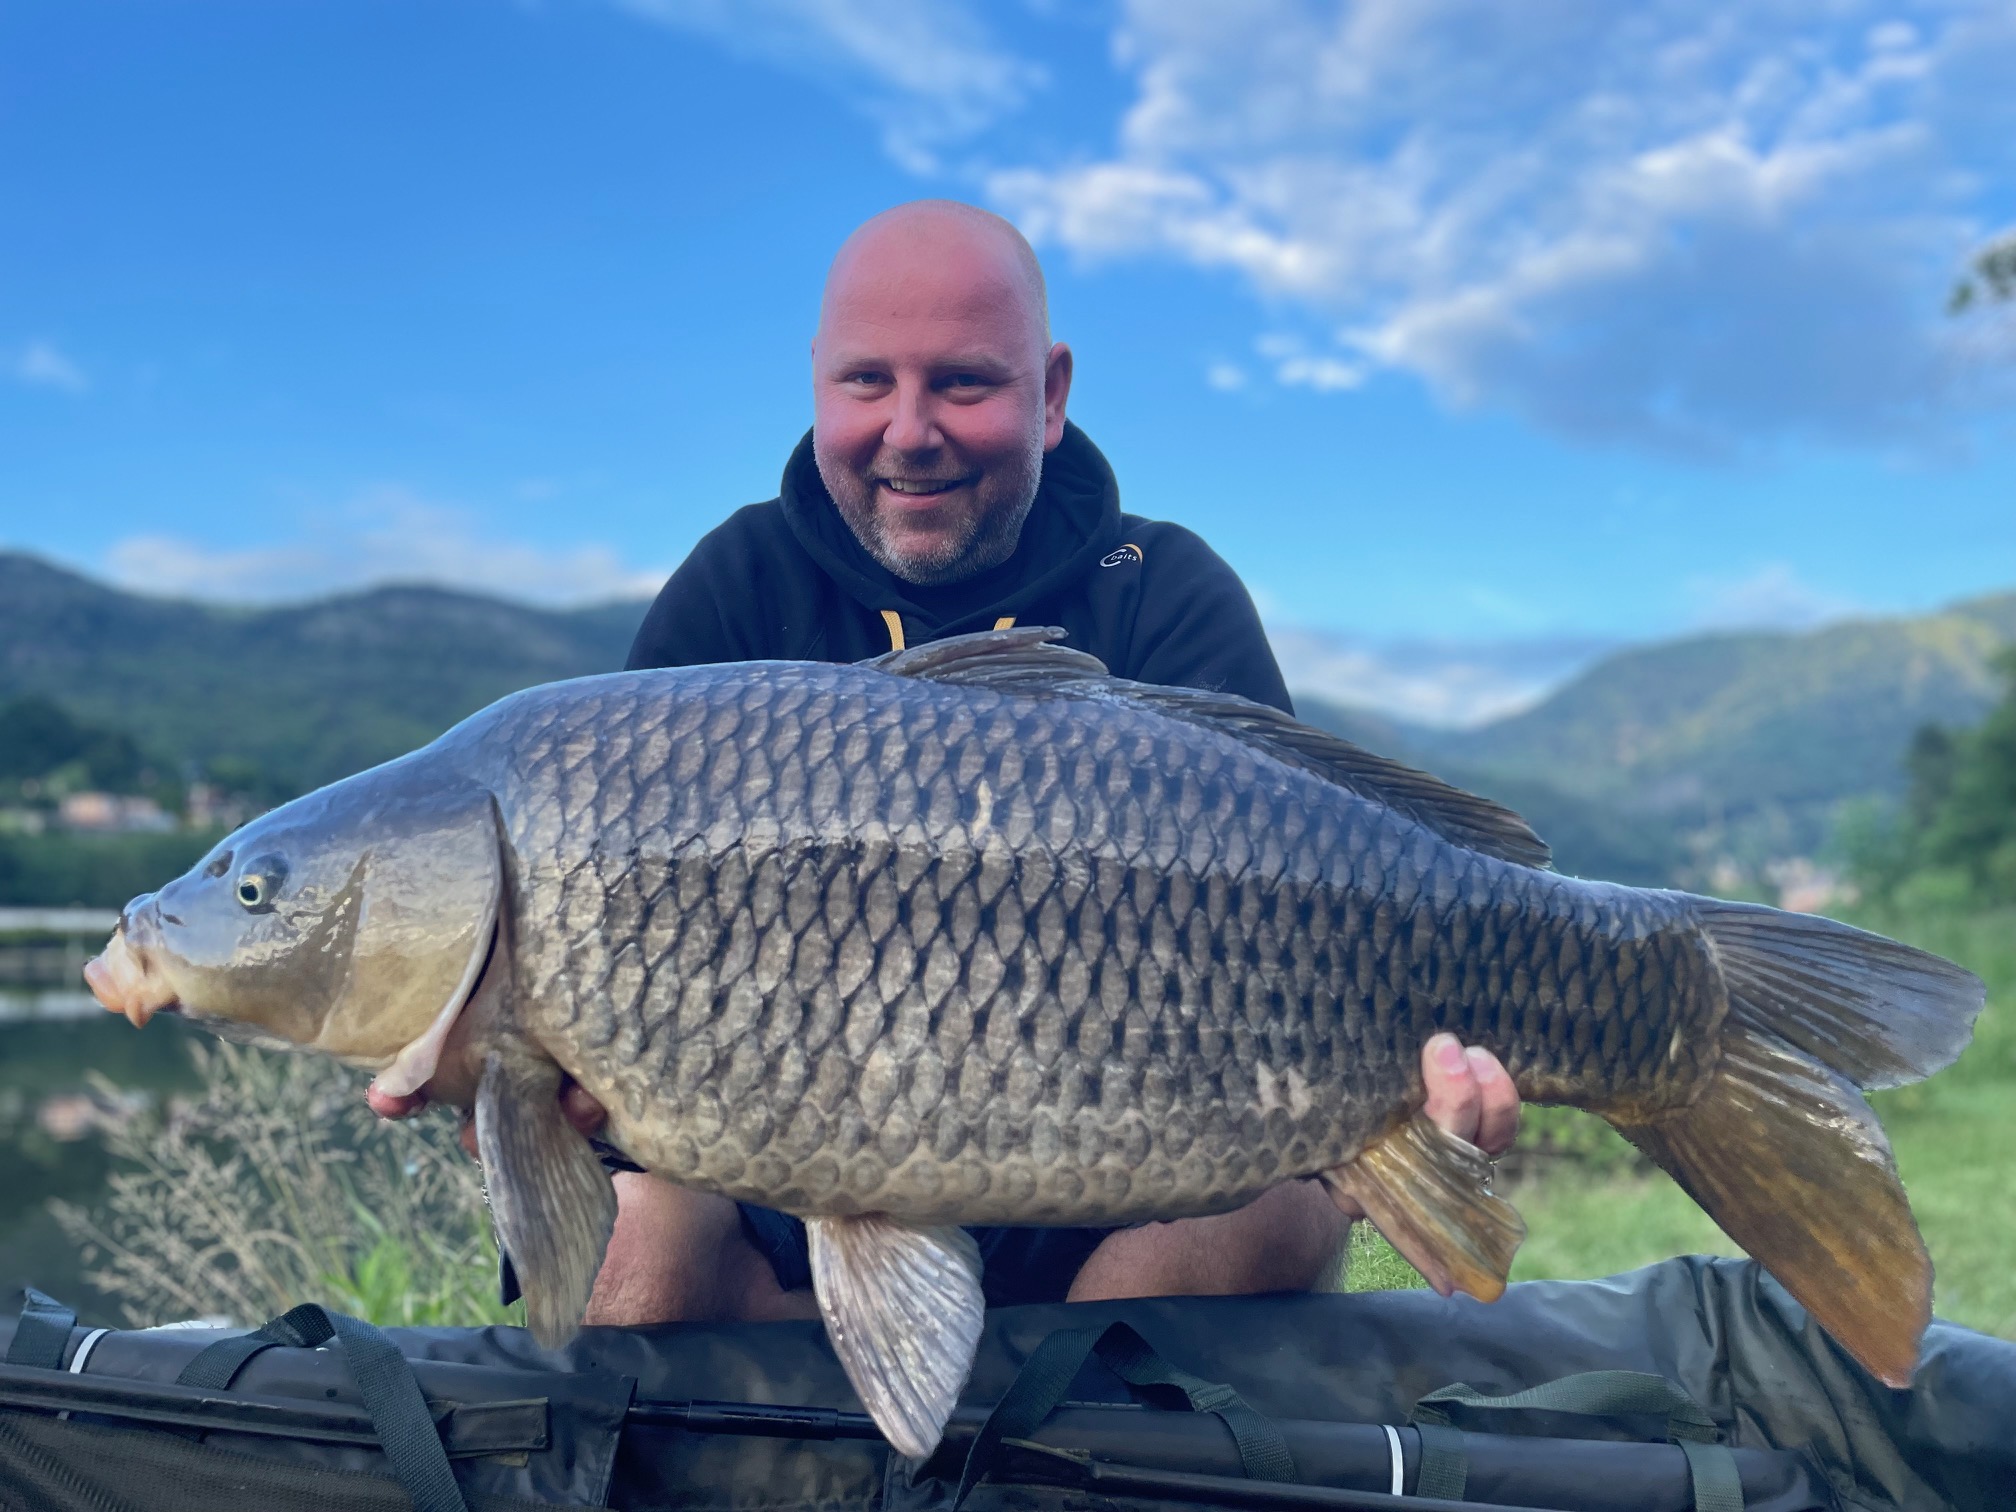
[470,660,1717,1227]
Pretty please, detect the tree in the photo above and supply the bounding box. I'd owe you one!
[1948,233,2016,315]
[1921,650,2016,898]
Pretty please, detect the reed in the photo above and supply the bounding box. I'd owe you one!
[53,1039,515,1329]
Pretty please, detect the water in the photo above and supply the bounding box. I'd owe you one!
[0,988,101,1022]
[0,982,201,1323]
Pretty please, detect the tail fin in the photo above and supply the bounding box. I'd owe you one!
[1607,902,1984,1388]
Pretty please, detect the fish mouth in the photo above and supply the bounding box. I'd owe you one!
[84,902,184,1029]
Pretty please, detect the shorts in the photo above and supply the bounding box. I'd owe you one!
[737,1204,1116,1308]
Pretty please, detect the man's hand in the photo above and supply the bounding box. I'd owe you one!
[1326,1032,1519,1221]
[366,1077,606,1161]
[1425,1032,1520,1155]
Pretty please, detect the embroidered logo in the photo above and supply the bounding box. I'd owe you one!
[1099,543,1144,568]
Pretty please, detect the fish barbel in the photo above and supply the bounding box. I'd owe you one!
[85,629,1982,1455]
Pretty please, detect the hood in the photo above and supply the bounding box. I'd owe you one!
[779,421,1125,634]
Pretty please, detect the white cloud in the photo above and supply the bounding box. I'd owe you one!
[1205,360,1248,391]
[1685,563,1863,631]
[1274,354,1364,392]
[1251,333,1366,391]
[984,0,2016,452]
[1267,622,1617,726]
[104,487,667,607]
[10,340,88,393]
[609,0,1042,171]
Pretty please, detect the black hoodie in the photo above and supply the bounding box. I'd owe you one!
[625,422,1292,714]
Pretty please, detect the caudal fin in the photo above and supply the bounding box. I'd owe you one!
[1609,902,1984,1389]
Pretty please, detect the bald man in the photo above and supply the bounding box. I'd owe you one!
[454,202,1521,1325]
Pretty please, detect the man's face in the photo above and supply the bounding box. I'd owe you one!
[813,223,1071,584]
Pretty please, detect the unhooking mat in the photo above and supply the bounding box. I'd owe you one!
[2,1256,2010,1512]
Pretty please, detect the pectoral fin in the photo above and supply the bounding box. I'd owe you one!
[1323,1112,1525,1301]
[475,1049,617,1347]
[806,1214,984,1460]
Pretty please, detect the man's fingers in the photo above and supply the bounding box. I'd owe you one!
[560,1078,609,1137]
[1419,1033,1482,1146]
[1464,1046,1521,1158]
[367,1082,428,1121]
[429,1072,600,1169]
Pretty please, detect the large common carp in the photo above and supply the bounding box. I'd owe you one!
[86,629,1981,1456]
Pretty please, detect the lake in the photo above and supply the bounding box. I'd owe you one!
[0,981,202,1323]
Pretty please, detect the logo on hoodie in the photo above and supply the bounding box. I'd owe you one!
[1099,543,1144,568]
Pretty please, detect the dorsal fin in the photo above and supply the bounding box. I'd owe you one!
[867,627,1551,869]
[867,625,1110,689]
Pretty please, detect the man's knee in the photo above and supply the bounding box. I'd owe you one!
[1067,1181,1347,1302]
[580,1174,816,1326]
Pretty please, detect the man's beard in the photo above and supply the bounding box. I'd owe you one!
[817,433,1044,586]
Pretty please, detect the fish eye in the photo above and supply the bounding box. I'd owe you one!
[204,851,233,879]
[234,855,288,912]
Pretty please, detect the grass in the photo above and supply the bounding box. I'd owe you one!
[1349,904,2016,1342]
[55,1040,519,1331]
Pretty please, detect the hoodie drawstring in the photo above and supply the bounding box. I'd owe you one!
[881,610,1016,652]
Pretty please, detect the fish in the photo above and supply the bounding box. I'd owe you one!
[85,627,1982,1457]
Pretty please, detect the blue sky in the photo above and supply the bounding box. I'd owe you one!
[3,1,2013,720]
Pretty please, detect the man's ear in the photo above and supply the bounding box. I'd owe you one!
[1043,341,1074,449]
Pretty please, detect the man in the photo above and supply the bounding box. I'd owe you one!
[381,200,1520,1323]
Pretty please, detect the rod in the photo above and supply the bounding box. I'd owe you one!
[0,1361,386,1447]
[1076,1456,1566,1512]
[625,1399,885,1440]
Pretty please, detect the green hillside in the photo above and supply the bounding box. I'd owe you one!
[1432,600,2016,863]
[5,550,2013,891]
[1295,597,2015,878]
[0,553,644,792]
[1294,696,1687,885]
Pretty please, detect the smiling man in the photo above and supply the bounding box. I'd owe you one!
[394,200,1521,1326]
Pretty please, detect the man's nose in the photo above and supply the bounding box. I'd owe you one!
[883,379,943,453]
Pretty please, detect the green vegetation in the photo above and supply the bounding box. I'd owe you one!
[0,695,157,797]
[0,829,223,907]
[1302,695,1692,886]
[1303,595,2015,887]
[1844,651,2016,907]
[54,1041,517,1331]
[1948,232,2016,314]
[1342,1215,1427,1293]
[1440,598,2016,874]
[0,552,640,794]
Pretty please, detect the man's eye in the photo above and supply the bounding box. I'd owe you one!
[941,374,992,392]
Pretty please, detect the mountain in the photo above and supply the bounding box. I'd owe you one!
[0,553,647,791]
[5,550,2012,888]
[1447,597,2015,862]
[1265,627,1618,728]
[1293,696,1690,885]
[1300,594,2016,877]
